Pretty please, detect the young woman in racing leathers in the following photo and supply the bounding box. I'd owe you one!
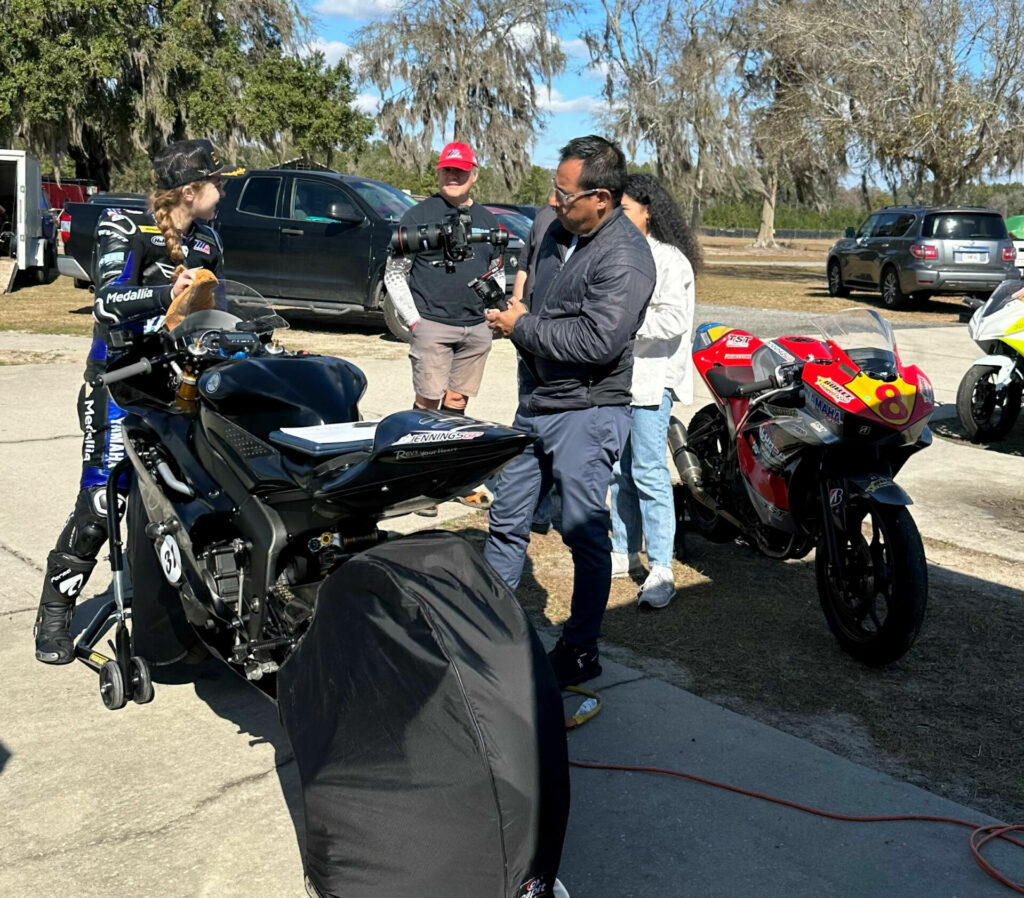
[33,139,228,664]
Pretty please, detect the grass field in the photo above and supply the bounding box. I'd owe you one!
[0,235,971,335]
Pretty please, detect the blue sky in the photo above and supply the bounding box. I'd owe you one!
[305,1,608,169]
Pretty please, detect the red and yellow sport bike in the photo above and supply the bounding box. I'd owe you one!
[670,309,934,665]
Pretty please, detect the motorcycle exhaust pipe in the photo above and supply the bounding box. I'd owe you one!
[668,417,703,488]
[668,417,745,530]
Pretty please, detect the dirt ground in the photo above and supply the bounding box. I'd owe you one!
[447,516,1024,827]
[702,234,834,261]
[0,236,973,341]
[4,252,1022,826]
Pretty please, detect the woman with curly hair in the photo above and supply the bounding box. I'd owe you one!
[610,172,703,609]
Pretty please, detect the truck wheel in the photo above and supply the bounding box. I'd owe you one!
[382,288,412,344]
[827,260,850,297]
[880,268,906,309]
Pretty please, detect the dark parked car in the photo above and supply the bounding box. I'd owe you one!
[58,170,418,312]
[485,202,538,221]
[86,192,148,208]
[57,172,522,313]
[485,206,532,243]
[827,205,1017,309]
[214,170,418,311]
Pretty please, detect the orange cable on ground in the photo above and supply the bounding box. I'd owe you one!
[568,759,1024,894]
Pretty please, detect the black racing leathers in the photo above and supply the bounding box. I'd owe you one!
[35,207,226,663]
[83,207,225,489]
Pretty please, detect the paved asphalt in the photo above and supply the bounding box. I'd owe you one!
[0,321,1021,897]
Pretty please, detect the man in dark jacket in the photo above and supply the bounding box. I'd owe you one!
[485,135,656,688]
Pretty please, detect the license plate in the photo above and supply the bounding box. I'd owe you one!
[957,251,987,263]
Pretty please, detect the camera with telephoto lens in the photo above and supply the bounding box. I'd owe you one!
[390,206,509,272]
[467,267,507,311]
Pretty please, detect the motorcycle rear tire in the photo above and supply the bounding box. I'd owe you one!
[955,363,1022,442]
[684,405,739,543]
[127,482,209,666]
[816,501,927,666]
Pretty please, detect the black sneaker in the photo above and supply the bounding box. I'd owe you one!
[547,638,602,689]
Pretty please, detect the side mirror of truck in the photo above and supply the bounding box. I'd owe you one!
[327,203,365,224]
[844,227,856,239]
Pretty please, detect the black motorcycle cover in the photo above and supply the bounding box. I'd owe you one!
[277,532,570,898]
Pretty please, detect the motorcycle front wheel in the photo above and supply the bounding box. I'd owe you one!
[816,500,927,666]
[955,363,1022,442]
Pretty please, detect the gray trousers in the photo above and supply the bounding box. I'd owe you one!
[484,403,631,648]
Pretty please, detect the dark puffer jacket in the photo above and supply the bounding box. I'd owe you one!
[511,207,656,413]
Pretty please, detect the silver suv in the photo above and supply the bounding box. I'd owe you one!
[826,206,1017,309]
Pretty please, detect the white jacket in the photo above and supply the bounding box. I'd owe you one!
[630,235,696,406]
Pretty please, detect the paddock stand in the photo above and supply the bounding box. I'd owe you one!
[73,458,154,710]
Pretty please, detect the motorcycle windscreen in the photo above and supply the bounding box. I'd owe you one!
[277,532,570,898]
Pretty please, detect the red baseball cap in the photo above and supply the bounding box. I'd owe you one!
[436,142,478,171]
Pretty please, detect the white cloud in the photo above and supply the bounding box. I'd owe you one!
[557,36,609,79]
[561,37,590,59]
[538,87,603,116]
[313,0,398,18]
[510,22,541,51]
[305,39,352,67]
[354,92,381,114]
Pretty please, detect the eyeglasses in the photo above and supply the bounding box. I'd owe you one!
[550,179,603,206]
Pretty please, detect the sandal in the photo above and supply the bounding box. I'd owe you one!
[455,490,492,510]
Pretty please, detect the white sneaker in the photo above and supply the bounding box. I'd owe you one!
[636,565,676,608]
[611,551,645,579]
[553,879,570,898]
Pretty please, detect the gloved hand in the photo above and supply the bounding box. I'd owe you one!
[165,268,219,330]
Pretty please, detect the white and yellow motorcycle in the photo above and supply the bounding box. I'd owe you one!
[956,279,1024,441]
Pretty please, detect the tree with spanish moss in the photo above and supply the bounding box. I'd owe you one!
[354,0,570,191]
[584,0,746,229]
[0,0,371,187]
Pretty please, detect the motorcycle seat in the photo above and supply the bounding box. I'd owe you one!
[268,421,379,459]
[706,364,754,399]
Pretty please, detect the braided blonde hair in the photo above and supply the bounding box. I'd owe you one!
[149,180,207,280]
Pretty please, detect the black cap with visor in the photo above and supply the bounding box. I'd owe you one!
[153,139,227,190]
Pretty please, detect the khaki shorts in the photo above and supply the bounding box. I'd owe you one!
[409,319,493,401]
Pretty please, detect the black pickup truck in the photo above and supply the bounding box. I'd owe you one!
[58,169,416,313]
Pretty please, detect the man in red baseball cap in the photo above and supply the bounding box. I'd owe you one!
[436,141,477,170]
[383,140,504,514]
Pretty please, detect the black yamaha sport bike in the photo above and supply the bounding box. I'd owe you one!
[75,284,570,898]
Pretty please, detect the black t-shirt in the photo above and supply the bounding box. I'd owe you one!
[400,195,503,326]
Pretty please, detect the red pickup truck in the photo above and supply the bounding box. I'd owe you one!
[42,178,100,209]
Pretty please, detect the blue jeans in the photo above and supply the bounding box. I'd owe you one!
[610,389,675,568]
[484,404,631,648]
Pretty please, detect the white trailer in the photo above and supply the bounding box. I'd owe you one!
[0,149,51,292]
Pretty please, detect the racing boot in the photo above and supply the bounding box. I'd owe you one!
[33,552,96,665]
